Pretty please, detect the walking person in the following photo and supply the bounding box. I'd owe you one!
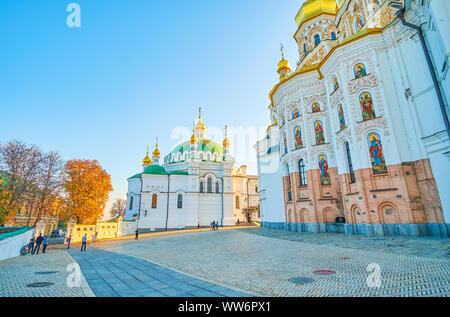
[237,219,240,226]
[215,221,219,231]
[28,237,35,254]
[135,228,139,240]
[32,233,44,255]
[81,234,87,251]
[42,236,49,254]
[66,235,71,249]
[212,220,215,231]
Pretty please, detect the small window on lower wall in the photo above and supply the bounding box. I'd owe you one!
[152,194,157,209]
[177,194,183,209]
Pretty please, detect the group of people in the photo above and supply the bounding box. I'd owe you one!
[27,233,49,255]
[210,220,220,231]
[66,234,88,251]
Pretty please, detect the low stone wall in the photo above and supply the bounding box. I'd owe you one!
[0,228,34,261]
[262,221,450,237]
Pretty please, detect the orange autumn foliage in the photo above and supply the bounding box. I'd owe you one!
[63,159,113,225]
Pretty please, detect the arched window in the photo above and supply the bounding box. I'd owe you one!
[215,182,220,193]
[331,32,337,40]
[152,194,157,209]
[207,177,212,193]
[314,34,321,47]
[235,196,240,209]
[255,186,258,193]
[129,196,133,210]
[200,181,204,193]
[345,142,355,183]
[299,159,307,186]
[177,194,183,209]
[303,43,307,57]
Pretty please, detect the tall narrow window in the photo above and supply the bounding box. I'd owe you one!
[215,182,220,193]
[177,194,183,209]
[152,194,157,209]
[200,181,204,193]
[298,159,307,186]
[207,177,212,193]
[129,196,133,210]
[345,142,356,184]
[303,43,307,57]
[331,32,337,40]
[235,196,240,209]
[314,34,320,46]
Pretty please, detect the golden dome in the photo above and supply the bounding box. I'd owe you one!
[143,152,152,166]
[152,144,160,157]
[278,58,290,73]
[295,0,338,28]
[223,125,230,148]
[223,138,230,148]
[190,133,198,144]
[195,119,205,131]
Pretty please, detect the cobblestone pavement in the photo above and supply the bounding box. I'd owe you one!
[69,248,250,297]
[246,228,450,259]
[0,246,94,297]
[93,228,450,297]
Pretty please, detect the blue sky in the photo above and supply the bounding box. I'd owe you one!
[0,0,304,206]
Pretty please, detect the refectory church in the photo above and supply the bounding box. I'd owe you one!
[125,110,259,230]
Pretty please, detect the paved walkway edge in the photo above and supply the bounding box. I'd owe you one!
[66,251,95,297]
[101,248,262,297]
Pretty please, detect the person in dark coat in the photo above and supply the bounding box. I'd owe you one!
[135,229,139,240]
[42,236,49,253]
[66,235,71,249]
[81,234,87,251]
[28,237,35,254]
[32,233,44,255]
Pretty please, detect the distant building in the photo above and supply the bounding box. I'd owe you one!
[125,110,259,230]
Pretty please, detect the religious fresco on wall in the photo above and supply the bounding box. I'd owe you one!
[368,132,388,174]
[294,125,303,149]
[360,91,376,121]
[318,155,331,185]
[312,102,321,113]
[292,108,300,119]
[283,134,288,154]
[354,63,367,78]
[338,104,346,130]
[333,77,339,91]
[314,120,325,144]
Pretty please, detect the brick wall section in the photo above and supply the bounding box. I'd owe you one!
[283,159,445,225]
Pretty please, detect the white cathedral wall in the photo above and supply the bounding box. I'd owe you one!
[125,178,141,220]
[198,193,223,225]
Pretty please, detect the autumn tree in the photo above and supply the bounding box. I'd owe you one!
[110,198,127,218]
[0,140,44,225]
[63,159,113,225]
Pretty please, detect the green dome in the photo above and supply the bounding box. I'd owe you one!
[143,165,167,175]
[169,139,224,156]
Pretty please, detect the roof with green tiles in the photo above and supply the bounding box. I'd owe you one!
[169,140,224,156]
[128,165,188,179]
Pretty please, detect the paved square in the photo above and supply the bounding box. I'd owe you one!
[1,228,449,297]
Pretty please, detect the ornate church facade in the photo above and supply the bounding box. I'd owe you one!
[256,0,450,237]
[125,111,259,230]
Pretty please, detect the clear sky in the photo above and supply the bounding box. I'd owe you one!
[0,0,305,208]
